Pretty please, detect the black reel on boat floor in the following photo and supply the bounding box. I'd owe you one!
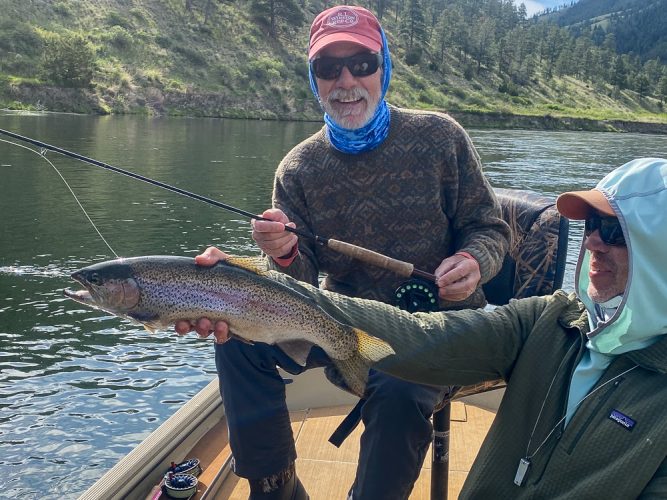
[394,278,439,313]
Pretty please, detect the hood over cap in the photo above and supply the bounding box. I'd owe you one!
[569,158,667,355]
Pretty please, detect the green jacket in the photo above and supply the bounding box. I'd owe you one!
[271,272,667,499]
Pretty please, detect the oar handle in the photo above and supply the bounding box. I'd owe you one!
[327,239,436,281]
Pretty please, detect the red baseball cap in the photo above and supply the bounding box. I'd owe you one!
[309,5,382,60]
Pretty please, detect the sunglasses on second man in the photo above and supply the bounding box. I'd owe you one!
[584,213,626,246]
[310,52,382,80]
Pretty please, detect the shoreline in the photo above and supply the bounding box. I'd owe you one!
[3,106,667,135]
[449,110,667,135]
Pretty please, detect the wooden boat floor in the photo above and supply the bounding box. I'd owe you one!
[191,401,494,500]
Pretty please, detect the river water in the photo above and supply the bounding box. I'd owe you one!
[0,111,665,498]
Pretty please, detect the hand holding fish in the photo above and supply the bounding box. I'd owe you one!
[174,316,230,343]
[434,253,481,302]
[251,209,299,260]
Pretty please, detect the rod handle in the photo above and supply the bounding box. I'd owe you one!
[327,239,435,281]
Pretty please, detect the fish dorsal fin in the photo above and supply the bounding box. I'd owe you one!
[353,328,395,362]
[223,256,269,276]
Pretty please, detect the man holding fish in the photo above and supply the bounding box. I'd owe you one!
[176,5,510,500]
[167,157,667,498]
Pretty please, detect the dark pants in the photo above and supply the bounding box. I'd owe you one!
[215,338,443,500]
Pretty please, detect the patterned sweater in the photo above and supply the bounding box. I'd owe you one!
[268,105,509,309]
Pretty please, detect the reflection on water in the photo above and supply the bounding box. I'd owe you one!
[1,112,666,498]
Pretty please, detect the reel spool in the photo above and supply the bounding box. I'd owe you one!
[394,278,439,313]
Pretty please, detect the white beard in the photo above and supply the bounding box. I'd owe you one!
[321,87,380,130]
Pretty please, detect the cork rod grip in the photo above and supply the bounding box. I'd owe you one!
[327,238,415,278]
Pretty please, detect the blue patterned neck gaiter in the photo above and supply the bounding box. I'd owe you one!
[309,28,392,155]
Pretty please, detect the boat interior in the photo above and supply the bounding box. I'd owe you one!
[80,369,502,500]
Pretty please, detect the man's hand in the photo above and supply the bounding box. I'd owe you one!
[251,208,298,260]
[173,246,232,343]
[434,253,481,302]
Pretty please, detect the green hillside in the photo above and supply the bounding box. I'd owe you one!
[1,0,666,128]
[545,0,667,63]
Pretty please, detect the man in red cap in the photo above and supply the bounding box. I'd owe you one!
[177,5,509,499]
[187,157,667,498]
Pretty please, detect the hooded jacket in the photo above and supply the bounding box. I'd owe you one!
[267,158,667,498]
[578,158,667,355]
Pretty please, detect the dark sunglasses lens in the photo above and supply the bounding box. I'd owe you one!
[348,54,380,77]
[585,216,625,245]
[312,58,343,80]
[312,54,380,80]
[584,217,598,235]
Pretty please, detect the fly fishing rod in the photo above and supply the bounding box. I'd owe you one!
[0,127,436,283]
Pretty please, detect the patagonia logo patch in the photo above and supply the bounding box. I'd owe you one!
[609,409,635,430]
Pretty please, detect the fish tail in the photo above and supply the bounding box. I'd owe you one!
[330,357,370,398]
[353,328,395,363]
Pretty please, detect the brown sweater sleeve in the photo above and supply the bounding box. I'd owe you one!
[447,122,510,283]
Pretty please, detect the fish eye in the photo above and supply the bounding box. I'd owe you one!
[89,272,102,285]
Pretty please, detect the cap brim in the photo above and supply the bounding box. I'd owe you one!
[309,33,382,59]
[556,189,615,219]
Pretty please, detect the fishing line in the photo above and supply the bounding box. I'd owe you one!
[0,138,120,258]
[0,128,436,283]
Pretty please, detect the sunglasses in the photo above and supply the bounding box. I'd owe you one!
[310,52,382,80]
[584,213,626,246]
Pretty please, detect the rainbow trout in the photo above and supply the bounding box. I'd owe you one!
[63,255,395,397]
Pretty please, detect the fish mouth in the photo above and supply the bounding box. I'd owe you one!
[63,270,95,304]
[63,287,93,304]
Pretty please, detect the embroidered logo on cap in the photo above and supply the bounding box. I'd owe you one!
[326,9,359,28]
[609,409,636,430]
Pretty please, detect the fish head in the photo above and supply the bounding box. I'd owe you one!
[64,260,141,314]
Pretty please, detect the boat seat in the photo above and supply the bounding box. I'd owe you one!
[482,187,569,305]
[431,187,569,499]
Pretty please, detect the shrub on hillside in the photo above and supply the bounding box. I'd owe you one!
[248,56,284,80]
[41,32,96,88]
[466,95,487,108]
[405,48,422,66]
[511,95,531,106]
[102,26,134,51]
[498,80,520,96]
[53,2,73,17]
[449,87,467,100]
[173,45,206,67]
[105,11,132,29]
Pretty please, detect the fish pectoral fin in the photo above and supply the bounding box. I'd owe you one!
[125,312,160,333]
[222,256,270,276]
[276,340,314,366]
[143,324,157,334]
[354,328,395,363]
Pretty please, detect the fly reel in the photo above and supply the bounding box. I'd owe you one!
[394,278,439,313]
